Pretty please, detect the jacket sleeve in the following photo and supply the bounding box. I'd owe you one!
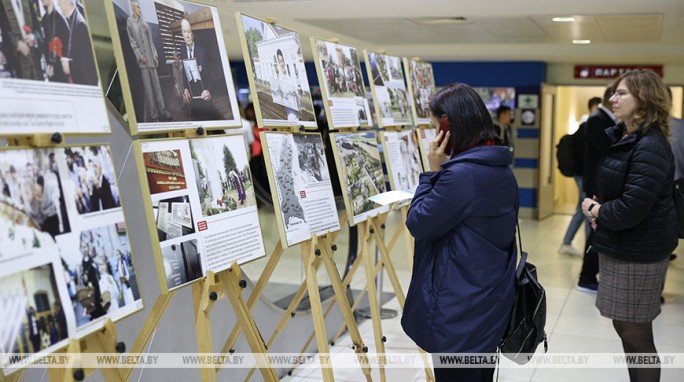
[599,142,670,231]
[406,167,475,241]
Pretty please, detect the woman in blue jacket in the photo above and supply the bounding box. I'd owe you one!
[402,83,518,381]
[581,69,676,382]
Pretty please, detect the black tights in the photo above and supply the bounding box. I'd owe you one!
[613,320,660,382]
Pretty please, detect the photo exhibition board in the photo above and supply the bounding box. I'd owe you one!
[0,145,143,374]
[363,50,412,128]
[103,0,241,134]
[416,127,436,171]
[310,38,372,129]
[260,132,340,247]
[329,131,391,226]
[403,58,435,126]
[134,134,265,293]
[0,0,109,135]
[236,13,318,130]
[380,130,423,197]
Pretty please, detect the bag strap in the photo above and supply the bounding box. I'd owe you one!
[515,220,527,280]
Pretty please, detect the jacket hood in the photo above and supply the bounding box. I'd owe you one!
[443,145,513,168]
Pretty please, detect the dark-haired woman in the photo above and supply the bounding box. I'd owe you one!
[581,69,676,382]
[402,82,519,381]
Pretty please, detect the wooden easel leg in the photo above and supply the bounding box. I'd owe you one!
[2,369,25,382]
[318,235,373,382]
[192,277,217,382]
[221,265,278,382]
[400,206,414,272]
[122,292,175,381]
[89,320,126,382]
[218,241,284,359]
[371,218,434,382]
[302,238,335,382]
[359,220,386,382]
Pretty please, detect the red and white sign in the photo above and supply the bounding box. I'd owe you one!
[574,65,663,79]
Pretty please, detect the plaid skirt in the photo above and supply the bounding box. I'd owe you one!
[595,253,668,323]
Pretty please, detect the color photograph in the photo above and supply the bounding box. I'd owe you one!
[0,148,71,244]
[60,222,140,328]
[64,146,120,215]
[0,264,68,358]
[237,14,316,128]
[143,149,187,194]
[189,136,255,217]
[106,0,240,132]
[331,132,388,222]
[312,38,371,128]
[366,51,411,127]
[153,195,195,242]
[405,59,435,126]
[160,238,202,290]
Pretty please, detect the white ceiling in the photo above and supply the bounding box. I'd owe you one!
[85,0,684,64]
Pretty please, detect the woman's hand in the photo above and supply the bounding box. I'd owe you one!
[428,130,450,171]
[581,196,600,230]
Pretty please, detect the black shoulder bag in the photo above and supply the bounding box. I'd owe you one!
[498,221,548,365]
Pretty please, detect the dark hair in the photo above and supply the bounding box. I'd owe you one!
[588,97,601,111]
[277,49,284,60]
[429,83,500,156]
[496,105,512,118]
[602,82,615,106]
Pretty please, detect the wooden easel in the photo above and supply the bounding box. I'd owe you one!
[116,128,279,382]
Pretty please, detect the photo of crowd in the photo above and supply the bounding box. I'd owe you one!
[406,59,435,123]
[189,137,255,217]
[111,0,237,125]
[0,264,68,357]
[65,146,120,215]
[0,148,71,243]
[238,14,316,127]
[0,0,98,85]
[60,223,140,328]
[367,51,411,126]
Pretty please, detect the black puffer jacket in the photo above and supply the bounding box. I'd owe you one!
[593,124,677,263]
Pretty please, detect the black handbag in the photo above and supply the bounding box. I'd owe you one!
[498,222,548,365]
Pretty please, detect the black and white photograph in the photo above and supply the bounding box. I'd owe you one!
[237,14,317,128]
[292,134,329,182]
[0,264,69,357]
[60,222,141,328]
[65,146,120,215]
[382,130,423,194]
[153,195,195,242]
[366,51,411,127]
[189,136,256,217]
[0,148,71,244]
[312,38,371,128]
[106,0,240,132]
[160,239,202,290]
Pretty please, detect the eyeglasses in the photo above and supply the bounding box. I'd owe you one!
[611,90,630,98]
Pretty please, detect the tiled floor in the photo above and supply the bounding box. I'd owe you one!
[273,214,684,382]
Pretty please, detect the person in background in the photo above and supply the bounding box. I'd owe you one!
[667,87,683,262]
[578,84,618,293]
[559,97,601,257]
[582,69,676,382]
[40,0,69,83]
[57,0,97,85]
[402,83,518,382]
[493,105,515,157]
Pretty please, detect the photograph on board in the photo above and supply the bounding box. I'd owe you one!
[189,136,255,217]
[312,38,371,128]
[143,149,188,195]
[160,238,201,290]
[237,14,316,128]
[0,0,109,135]
[366,51,411,127]
[405,59,435,126]
[65,146,120,215]
[153,195,195,242]
[106,0,240,132]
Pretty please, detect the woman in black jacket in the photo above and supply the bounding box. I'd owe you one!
[581,69,676,382]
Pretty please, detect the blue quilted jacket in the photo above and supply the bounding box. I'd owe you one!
[401,145,518,353]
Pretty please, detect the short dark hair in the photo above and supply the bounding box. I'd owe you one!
[277,49,284,60]
[588,97,601,111]
[429,83,500,156]
[496,105,512,118]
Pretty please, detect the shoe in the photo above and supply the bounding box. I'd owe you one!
[558,244,581,257]
[576,281,598,294]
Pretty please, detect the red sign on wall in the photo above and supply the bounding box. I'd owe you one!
[574,65,663,79]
